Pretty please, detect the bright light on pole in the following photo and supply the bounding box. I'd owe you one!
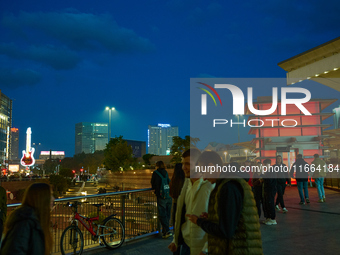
[244,149,248,160]
[224,151,227,163]
[105,107,115,143]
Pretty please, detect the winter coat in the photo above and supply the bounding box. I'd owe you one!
[173,178,215,255]
[0,205,45,255]
[311,158,327,178]
[151,168,170,198]
[290,158,309,182]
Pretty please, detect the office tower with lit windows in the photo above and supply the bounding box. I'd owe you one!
[148,124,178,155]
[75,122,108,155]
[10,127,19,161]
[0,90,12,163]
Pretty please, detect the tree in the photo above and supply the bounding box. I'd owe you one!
[59,167,74,178]
[43,159,59,174]
[104,136,136,172]
[170,136,200,163]
[142,154,155,165]
[49,174,69,197]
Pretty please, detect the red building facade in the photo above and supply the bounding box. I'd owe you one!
[246,97,336,166]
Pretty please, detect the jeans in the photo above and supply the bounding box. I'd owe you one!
[297,181,309,202]
[275,183,286,208]
[157,197,172,234]
[314,177,325,199]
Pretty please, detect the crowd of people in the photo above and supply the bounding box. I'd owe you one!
[151,150,328,255]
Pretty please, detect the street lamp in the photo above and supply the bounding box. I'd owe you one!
[244,149,248,160]
[224,151,227,163]
[105,107,115,143]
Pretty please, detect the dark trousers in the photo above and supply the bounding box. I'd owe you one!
[180,242,190,255]
[157,197,172,234]
[264,189,276,220]
[275,183,286,208]
[253,186,263,218]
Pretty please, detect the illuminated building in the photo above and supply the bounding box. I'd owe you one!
[246,97,336,165]
[10,128,19,161]
[148,124,178,155]
[75,122,108,155]
[39,151,65,160]
[278,36,340,91]
[0,90,12,163]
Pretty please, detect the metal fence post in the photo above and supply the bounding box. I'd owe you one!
[121,194,126,227]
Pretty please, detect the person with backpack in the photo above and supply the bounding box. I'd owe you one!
[151,161,172,239]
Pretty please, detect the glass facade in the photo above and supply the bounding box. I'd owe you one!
[75,122,108,155]
[0,91,12,163]
[148,124,178,155]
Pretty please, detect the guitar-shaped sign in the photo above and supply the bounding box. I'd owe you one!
[20,127,35,167]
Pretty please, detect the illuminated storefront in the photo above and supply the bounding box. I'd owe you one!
[246,97,336,166]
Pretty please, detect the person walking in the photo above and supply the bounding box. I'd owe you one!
[168,148,214,255]
[274,155,291,213]
[252,161,264,218]
[290,154,310,205]
[151,161,172,239]
[187,152,263,255]
[311,154,327,202]
[262,159,277,225]
[169,163,185,255]
[0,182,54,255]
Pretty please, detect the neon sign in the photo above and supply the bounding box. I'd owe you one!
[20,127,35,167]
[158,124,171,128]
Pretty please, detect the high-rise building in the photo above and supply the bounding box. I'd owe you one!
[148,124,178,155]
[75,122,108,155]
[0,90,12,163]
[10,128,19,161]
[123,139,146,158]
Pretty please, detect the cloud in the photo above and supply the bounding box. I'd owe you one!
[2,11,155,54]
[0,43,80,70]
[0,68,42,88]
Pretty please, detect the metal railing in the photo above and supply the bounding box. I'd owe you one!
[7,188,159,254]
[324,171,340,189]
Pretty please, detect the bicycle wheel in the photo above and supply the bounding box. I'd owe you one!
[101,217,125,249]
[60,225,84,255]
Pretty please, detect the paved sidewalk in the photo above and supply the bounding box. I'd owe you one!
[82,186,340,255]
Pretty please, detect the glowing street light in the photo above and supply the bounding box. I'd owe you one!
[244,149,248,160]
[105,107,115,142]
[224,151,228,163]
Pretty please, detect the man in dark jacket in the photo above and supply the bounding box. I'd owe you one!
[151,161,172,238]
[274,155,291,212]
[263,159,277,225]
[290,154,310,204]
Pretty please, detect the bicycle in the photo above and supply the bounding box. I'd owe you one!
[60,201,125,255]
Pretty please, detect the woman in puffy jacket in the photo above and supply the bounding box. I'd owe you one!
[0,182,54,255]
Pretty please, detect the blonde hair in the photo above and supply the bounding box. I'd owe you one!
[5,183,53,255]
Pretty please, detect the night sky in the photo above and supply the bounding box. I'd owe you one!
[1,0,339,157]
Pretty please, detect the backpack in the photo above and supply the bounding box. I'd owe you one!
[155,170,170,199]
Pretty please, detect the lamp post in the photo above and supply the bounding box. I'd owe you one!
[244,149,248,160]
[105,107,115,143]
[224,151,227,163]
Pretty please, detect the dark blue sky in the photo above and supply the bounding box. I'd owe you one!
[1,0,339,157]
